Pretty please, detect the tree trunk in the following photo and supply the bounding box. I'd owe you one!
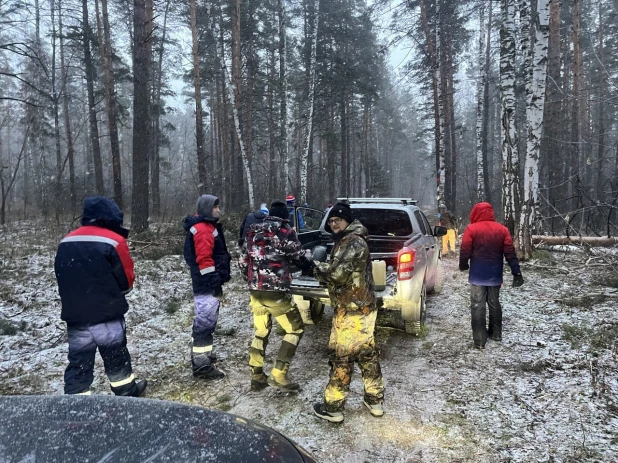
[500,0,518,235]
[59,0,76,214]
[132,0,151,232]
[278,0,289,195]
[532,235,618,246]
[82,0,104,195]
[436,3,446,212]
[570,0,581,211]
[97,0,123,208]
[543,0,561,232]
[475,3,486,202]
[595,1,607,200]
[151,0,170,215]
[51,0,63,223]
[207,1,255,208]
[518,0,551,259]
[481,0,493,204]
[300,0,319,204]
[189,0,208,194]
[268,45,277,198]
[446,35,457,213]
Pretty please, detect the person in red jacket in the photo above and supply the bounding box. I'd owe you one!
[55,196,147,397]
[459,202,524,349]
[183,194,231,379]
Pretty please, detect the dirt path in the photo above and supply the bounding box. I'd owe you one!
[1,228,617,462]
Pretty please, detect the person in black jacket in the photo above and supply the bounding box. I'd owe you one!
[54,196,147,397]
[183,194,232,379]
[237,203,269,248]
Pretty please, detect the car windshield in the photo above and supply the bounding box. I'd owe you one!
[351,208,413,236]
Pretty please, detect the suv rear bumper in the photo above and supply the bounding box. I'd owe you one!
[290,277,418,313]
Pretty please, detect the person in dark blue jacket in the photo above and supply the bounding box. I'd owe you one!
[237,203,268,248]
[54,196,147,397]
[183,194,231,379]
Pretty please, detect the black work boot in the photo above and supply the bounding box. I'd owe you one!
[250,367,269,391]
[132,380,148,397]
[313,403,344,423]
[114,379,148,397]
[193,365,225,380]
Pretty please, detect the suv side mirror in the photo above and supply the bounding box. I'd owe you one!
[434,225,448,237]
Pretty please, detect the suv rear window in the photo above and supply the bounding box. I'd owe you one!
[350,208,413,236]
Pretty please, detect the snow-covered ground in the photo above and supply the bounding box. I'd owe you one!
[1,222,617,462]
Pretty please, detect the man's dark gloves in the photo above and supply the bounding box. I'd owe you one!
[301,260,317,277]
[512,274,524,288]
[213,286,223,297]
[459,261,469,271]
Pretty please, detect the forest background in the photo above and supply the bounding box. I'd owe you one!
[1,0,617,258]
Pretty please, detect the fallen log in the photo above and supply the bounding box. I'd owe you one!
[532,235,618,246]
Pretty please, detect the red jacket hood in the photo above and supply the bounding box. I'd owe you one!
[470,202,495,224]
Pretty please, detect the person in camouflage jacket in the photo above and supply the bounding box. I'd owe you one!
[239,200,314,392]
[312,202,385,423]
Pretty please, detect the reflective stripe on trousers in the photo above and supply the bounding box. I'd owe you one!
[323,307,384,412]
[192,294,220,371]
[64,318,136,395]
[248,291,304,371]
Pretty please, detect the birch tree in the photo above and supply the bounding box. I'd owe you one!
[278,0,289,194]
[300,0,319,204]
[206,1,255,208]
[475,3,486,201]
[436,2,446,212]
[500,0,518,235]
[518,0,551,258]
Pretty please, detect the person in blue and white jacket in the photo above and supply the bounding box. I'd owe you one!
[55,196,147,397]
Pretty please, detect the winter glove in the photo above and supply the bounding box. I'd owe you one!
[512,274,524,288]
[213,286,223,298]
[301,260,317,277]
[459,261,469,271]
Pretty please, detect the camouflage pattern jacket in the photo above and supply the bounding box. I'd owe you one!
[239,217,308,292]
[314,220,376,312]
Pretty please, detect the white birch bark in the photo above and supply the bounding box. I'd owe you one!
[475,4,486,201]
[300,0,319,204]
[500,0,518,234]
[518,0,551,258]
[206,1,255,208]
[278,0,289,194]
[436,3,446,211]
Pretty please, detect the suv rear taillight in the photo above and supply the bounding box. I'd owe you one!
[397,248,415,281]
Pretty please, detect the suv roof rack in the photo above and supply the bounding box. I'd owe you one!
[337,197,418,206]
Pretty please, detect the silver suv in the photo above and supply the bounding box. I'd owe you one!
[290,198,447,334]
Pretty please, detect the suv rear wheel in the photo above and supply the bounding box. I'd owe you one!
[404,283,426,335]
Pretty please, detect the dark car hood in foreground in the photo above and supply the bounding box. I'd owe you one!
[0,395,316,463]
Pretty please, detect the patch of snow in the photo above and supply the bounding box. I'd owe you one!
[1,225,617,462]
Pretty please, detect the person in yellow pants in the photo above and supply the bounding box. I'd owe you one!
[439,209,458,256]
[239,200,315,392]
